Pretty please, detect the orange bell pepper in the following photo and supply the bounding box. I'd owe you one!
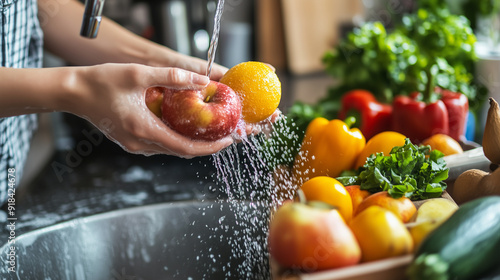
[293,117,366,186]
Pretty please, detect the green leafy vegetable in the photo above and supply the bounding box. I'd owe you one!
[342,138,449,200]
[323,7,480,106]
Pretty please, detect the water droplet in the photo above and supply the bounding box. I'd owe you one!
[218,216,226,224]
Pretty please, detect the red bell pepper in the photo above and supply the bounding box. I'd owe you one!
[338,90,392,139]
[392,93,449,143]
[436,87,469,142]
[392,89,468,143]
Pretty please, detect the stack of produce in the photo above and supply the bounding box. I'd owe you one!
[267,2,500,279]
[268,125,500,278]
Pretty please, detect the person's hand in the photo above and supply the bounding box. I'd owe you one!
[237,109,282,139]
[150,49,228,81]
[66,63,236,158]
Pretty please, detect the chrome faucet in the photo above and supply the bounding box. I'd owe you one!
[80,0,105,38]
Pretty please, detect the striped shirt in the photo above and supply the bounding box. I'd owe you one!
[0,0,43,205]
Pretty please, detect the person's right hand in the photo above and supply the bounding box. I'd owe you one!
[65,63,235,158]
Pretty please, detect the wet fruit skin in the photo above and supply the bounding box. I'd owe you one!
[268,201,361,271]
[161,81,242,141]
[355,191,417,223]
[219,61,281,123]
[145,86,165,118]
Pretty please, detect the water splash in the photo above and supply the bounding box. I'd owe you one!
[205,115,302,278]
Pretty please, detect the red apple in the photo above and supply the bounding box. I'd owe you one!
[268,201,361,272]
[161,81,242,141]
[145,86,165,118]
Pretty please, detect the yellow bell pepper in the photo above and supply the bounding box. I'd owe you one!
[293,117,366,186]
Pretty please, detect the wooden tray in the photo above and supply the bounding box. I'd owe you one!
[272,255,412,280]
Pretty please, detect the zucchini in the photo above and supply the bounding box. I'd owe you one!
[407,196,500,280]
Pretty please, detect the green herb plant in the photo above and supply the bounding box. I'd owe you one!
[323,7,479,106]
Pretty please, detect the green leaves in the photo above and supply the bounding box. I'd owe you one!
[323,22,398,103]
[356,138,448,200]
[322,5,482,106]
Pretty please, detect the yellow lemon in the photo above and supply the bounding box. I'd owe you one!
[220,61,281,123]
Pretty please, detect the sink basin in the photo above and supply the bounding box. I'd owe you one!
[0,200,271,279]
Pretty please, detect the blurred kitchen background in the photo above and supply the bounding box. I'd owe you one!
[39,0,372,189]
[16,0,500,220]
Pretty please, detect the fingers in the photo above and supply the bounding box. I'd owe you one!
[169,52,228,81]
[267,109,283,123]
[208,64,228,81]
[125,112,235,158]
[146,67,210,90]
[135,132,234,158]
[264,63,276,72]
[112,109,283,157]
[230,109,283,144]
[106,63,282,157]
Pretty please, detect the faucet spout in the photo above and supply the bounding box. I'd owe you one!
[80,0,105,38]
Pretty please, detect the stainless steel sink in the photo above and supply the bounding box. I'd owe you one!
[0,200,271,280]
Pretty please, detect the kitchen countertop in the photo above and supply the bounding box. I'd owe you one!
[0,72,336,243]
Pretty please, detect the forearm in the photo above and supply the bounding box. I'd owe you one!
[0,67,79,117]
[38,0,225,78]
[39,0,167,66]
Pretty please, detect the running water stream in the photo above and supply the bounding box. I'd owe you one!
[205,0,225,78]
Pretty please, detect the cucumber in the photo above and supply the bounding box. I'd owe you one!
[407,196,500,280]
